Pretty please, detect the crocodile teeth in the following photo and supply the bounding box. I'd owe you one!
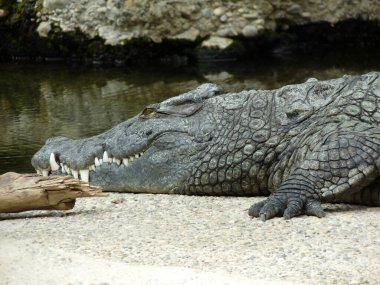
[80,169,89,182]
[36,169,42,175]
[99,158,103,165]
[123,158,129,166]
[103,151,109,163]
[64,165,70,174]
[135,154,139,158]
[49,153,60,171]
[42,169,49,177]
[95,157,101,167]
[89,165,96,171]
[72,169,79,179]
[114,158,121,165]
[60,163,66,174]
[129,156,134,162]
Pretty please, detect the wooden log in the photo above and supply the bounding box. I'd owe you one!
[0,172,106,213]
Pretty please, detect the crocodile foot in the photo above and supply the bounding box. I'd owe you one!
[248,193,325,221]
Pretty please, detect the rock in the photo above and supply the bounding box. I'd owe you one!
[124,0,134,8]
[173,27,200,41]
[213,7,224,16]
[36,22,52,37]
[243,12,259,20]
[254,19,265,26]
[220,15,228,22]
[287,3,301,14]
[242,25,258,37]
[201,36,233,50]
[216,27,238,37]
[2,0,380,62]
[202,8,212,18]
[34,1,380,46]
[98,25,135,46]
[150,35,162,44]
[43,0,68,11]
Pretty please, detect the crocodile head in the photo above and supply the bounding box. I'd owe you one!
[31,84,224,193]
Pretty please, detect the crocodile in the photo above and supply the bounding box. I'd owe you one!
[32,72,380,220]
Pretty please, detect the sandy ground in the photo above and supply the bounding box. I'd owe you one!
[1,193,379,285]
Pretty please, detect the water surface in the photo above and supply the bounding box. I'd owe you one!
[1,52,380,173]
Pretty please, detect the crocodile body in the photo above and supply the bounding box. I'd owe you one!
[32,72,380,220]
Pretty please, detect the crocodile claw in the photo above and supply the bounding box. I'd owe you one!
[248,194,325,221]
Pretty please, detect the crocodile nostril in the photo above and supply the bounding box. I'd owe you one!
[146,130,153,136]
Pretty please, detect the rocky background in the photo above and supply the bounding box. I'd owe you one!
[1,0,380,64]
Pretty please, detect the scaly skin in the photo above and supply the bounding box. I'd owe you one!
[32,72,380,220]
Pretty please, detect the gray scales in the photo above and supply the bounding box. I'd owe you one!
[32,72,380,220]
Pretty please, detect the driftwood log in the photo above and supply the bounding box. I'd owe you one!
[0,172,106,213]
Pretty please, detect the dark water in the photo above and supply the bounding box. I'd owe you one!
[1,52,380,174]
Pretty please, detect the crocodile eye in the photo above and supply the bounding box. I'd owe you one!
[141,107,155,118]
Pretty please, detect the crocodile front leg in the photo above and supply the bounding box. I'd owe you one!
[249,131,380,221]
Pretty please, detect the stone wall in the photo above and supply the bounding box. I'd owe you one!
[0,0,380,64]
[36,0,380,49]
